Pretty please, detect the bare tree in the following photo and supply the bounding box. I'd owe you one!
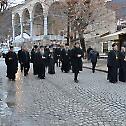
[64,0,107,52]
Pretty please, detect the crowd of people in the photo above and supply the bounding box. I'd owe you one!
[5,42,83,83]
[107,43,126,83]
[4,42,126,84]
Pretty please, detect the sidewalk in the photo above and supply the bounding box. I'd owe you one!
[83,59,107,72]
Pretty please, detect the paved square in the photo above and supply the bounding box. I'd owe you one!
[0,60,126,126]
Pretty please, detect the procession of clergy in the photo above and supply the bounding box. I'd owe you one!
[5,42,126,83]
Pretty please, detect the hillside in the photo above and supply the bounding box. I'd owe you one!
[0,8,12,43]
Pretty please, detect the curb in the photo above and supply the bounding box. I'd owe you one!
[83,66,107,73]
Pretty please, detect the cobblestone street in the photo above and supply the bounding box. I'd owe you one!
[0,59,126,126]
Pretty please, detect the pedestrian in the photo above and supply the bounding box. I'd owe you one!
[54,44,61,67]
[5,46,18,81]
[60,45,71,73]
[89,49,99,73]
[18,46,23,72]
[37,46,46,79]
[20,47,30,76]
[44,46,50,71]
[118,46,126,82]
[48,47,55,74]
[71,42,83,83]
[31,45,38,75]
[107,43,119,83]
[87,46,93,61]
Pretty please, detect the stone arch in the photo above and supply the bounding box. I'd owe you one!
[22,8,30,35]
[14,13,21,36]
[48,1,67,35]
[32,2,44,36]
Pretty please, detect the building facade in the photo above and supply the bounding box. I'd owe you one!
[12,0,67,45]
[84,0,117,53]
[12,0,122,53]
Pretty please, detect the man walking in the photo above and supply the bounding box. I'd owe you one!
[89,49,99,73]
[71,42,83,83]
[118,46,126,82]
[37,46,46,79]
[20,47,30,76]
[107,43,119,83]
[31,45,38,75]
[5,46,18,81]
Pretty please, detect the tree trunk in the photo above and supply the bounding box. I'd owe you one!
[79,32,86,53]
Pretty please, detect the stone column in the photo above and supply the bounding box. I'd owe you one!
[30,13,33,40]
[20,17,23,39]
[12,17,15,43]
[44,15,48,36]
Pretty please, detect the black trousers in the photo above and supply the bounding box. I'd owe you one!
[33,63,38,75]
[92,62,97,73]
[38,63,45,79]
[20,63,23,72]
[23,62,30,76]
[74,70,79,80]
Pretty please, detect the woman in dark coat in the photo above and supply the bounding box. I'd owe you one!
[5,46,18,81]
[118,46,126,82]
[71,42,83,83]
[107,43,119,83]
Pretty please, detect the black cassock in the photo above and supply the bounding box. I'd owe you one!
[5,51,18,80]
[119,51,126,82]
[48,53,55,74]
[61,49,71,73]
[36,52,46,79]
[31,50,38,75]
[107,50,119,83]
[71,47,83,73]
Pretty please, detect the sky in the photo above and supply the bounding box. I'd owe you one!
[9,0,25,6]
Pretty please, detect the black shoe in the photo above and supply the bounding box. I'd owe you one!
[74,79,79,83]
[109,81,117,83]
[39,77,45,79]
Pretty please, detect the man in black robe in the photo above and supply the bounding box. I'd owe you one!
[37,46,46,79]
[48,47,55,74]
[60,45,71,73]
[5,46,18,81]
[118,46,126,82]
[54,45,61,67]
[71,42,83,83]
[107,43,119,83]
[31,45,38,75]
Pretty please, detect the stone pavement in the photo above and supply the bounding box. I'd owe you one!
[0,59,126,126]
